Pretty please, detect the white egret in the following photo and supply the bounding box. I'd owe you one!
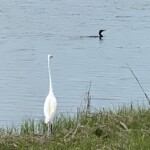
[44,54,57,133]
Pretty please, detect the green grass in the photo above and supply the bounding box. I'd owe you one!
[0,106,150,150]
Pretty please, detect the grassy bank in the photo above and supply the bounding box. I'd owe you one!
[0,106,150,150]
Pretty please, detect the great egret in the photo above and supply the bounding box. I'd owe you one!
[44,54,57,133]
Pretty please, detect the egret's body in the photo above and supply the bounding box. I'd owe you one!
[44,93,57,124]
[44,54,57,132]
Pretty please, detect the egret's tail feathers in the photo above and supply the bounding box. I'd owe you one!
[44,118,49,124]
[44,116,54,124]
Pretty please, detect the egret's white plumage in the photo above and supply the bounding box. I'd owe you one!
[44,54,57,132]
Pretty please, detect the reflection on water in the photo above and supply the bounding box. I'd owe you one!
[0,0,150,126]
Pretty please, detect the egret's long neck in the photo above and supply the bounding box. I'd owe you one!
[48,58,53,95]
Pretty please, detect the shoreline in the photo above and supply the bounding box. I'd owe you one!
[0,105,150,149]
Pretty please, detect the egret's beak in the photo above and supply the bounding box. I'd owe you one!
[48,54,53,59]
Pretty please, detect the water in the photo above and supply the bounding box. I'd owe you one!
[0,0,150,126]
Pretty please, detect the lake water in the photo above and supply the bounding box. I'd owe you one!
[0,0,150,126]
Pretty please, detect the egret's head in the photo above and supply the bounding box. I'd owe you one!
[48,54,53,59]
